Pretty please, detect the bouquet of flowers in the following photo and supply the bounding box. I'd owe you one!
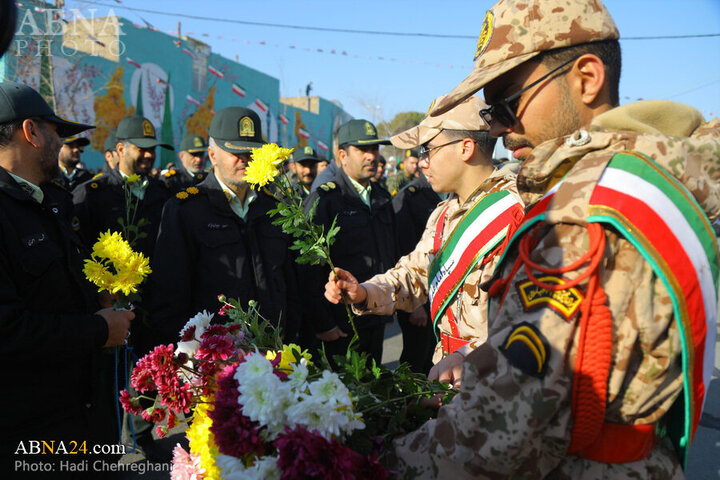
[120,144,456,478]
[121,297,454,479]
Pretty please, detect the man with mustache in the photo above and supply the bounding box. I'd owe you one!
[391,0,720,478]
[288,145,321,198]
[303,119,397,364]
[0,81,134,475]
[56,135,92,191]
[150,107,301,346]
[160,134,209,194]
[72,115,173,462]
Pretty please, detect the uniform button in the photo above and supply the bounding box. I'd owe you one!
[52,207,59,213]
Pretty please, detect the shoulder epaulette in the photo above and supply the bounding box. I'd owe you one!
[163,170,176,178]
[175,186,202,200]
[319,181,337,192]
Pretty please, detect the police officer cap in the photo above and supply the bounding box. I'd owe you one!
[0,81,94,137]
[336,119,390,147]
[104,132,118,152]
[209,107,266,154]
[63,136,90,146]
[116,115,174,150]
[405,149,419,158]
[291,145,320,163]
[180,134,208,154]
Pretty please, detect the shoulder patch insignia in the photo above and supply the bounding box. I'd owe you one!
[176,191,189,199]
[92,172,103,179]
[163,170,176,177]
[500,322,549,378]
[515,276,583,321]
[186,186,199,195]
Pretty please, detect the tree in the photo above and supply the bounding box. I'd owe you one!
[377,111,424,162]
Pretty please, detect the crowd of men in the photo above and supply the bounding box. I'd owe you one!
[1,0,719,478]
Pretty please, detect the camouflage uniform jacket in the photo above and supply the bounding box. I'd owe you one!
[353,162,520,363]
[392,101,720,479]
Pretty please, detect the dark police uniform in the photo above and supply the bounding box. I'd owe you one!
[0,169,109,451]
[72,168,170,263]
[71,115,174,461]
[0,81,119,476]
[392,174,441,374]
[304,168,398,363]
[159,165,207,194]
[150,171,301,345]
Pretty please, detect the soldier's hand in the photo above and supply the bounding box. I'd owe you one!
[409,306,428,327]
[428,352,464,389]
[97,307,135,347]
[324,268,367,305]
[316,326,348,342]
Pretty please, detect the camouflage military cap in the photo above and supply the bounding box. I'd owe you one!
[431,0,619,116]
[391,96,489,149]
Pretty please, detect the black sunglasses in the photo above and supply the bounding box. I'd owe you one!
[480,56,580,127]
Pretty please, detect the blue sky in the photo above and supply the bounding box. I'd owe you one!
[65,0,720,123]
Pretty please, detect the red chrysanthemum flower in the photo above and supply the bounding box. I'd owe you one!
[275,427,388,480]
[208,365,267,458]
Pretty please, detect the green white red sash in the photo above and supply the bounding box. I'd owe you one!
[496,151,718,466]
[428,190,523,326]
[587,151,718,465]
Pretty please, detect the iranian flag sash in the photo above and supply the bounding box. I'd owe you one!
[428,190,523,326]
[497,151,718,466]
[587,151,718,465]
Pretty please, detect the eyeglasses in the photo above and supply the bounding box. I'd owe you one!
[480,56,580,127]
[418,138,463,160]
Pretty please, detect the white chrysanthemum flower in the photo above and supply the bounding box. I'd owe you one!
[285,394,326,433]
[234,351,275,384]
[308,370,351,404]
[216,454,280,480]
[175,310,214,358]
[287,358,309,390]
[238,374,292,432]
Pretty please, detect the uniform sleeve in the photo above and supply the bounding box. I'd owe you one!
[391,223,680,478]
[148,199,196,345]
[0,247,108,358]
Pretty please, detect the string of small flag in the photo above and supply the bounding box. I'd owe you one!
[20,1,471,71]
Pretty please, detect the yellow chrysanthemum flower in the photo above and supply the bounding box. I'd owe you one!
[244,143,294,188]
[83,231,151,295]
[266,343,313,372]
[187,396,221,480]
[125,174,141,183]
